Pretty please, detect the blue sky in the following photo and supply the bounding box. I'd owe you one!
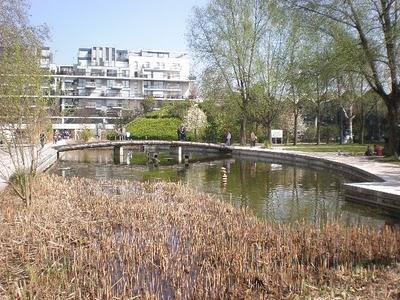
[29,0,208,64]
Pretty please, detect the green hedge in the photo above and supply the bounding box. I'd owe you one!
[127,117,181,140]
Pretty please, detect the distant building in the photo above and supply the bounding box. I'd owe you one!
[44,46,195,129]
[40,47,54,69]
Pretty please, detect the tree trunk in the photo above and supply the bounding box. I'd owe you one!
[240,117,246,146]
[348,105,353,142]
[293,108,298,146]
[386,99,400,156]
[266,123,272,145]
[316,103,321,145]
[360,102,365,144]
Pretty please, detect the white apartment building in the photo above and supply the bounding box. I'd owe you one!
[40,47,53,68]
[50,46,195,126]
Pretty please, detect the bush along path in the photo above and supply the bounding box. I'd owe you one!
[0,175,399,299]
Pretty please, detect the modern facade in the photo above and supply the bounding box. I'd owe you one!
[46,46,195,128]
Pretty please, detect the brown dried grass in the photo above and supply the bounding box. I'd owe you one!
[0,174,399,299]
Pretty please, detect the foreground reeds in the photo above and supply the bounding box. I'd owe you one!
[0,175,399,299]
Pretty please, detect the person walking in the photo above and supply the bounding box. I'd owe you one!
[177,126,182,141]
[250,131,257,147]
[226,131,232,146]
[39,133,45,148]
[181,127,187,141]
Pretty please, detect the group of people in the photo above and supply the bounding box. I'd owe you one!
[53,130,71,144]
[225,131,257,146]
[365,144,384,156]
[118,128,131,140]
[176,127,259,147]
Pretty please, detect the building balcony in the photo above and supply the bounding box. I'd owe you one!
[85,82,96,88]
[107,71,118,77]
[91,71,105,76]
[111,84,123,89]
[75,70,88,76]
[57,70,76,76]
[101,91,122,97]
[144,87,181,92]
[60,91,79,96]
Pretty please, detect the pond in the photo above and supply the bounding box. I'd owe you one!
[49,149,397,226]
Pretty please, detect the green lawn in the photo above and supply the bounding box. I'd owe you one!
[278,143,377,154]
[277,143,400,164]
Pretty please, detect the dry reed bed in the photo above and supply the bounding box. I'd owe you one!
[0,174,399,299]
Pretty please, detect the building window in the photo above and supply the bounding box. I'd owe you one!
[122,70,129,77]
[107,80,114,88]
[95,79,103,87]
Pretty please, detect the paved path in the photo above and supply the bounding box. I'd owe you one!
[0,141,63,191]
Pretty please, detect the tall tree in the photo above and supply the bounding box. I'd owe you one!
[0,0,49,205]
[356,90,380,144]
[252,14,290,144]
[290,0,400,155]
[249,82,282,144]
[188,0,272,145]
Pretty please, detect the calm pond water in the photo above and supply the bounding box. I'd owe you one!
[49,149,397,226]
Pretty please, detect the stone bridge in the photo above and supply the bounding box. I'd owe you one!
[53,140,232,163]
[52,140,400,211]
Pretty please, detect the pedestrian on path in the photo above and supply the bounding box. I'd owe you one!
[250,131,257,147]
[177,126,182,141]
[226,131,232,146]
[40,133,45,148]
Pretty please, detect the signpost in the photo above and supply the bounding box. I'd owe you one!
[271,129,283,144]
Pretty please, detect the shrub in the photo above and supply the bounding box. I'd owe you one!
[106,131,118,141]
[127,117,181,140]
[145,109,170,119]
[163,100,192,120]
[80,128,93,142]
[321,125,339,144]
[141,96,155,113]
[303,127,317,143]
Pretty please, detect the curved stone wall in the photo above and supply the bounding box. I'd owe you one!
[232,147,383,183]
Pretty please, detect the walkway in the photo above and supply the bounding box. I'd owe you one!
[0,141,63,191]
[53,140,232,153]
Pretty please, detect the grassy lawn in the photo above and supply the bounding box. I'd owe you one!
[277,143,400,164]
[278,143,378,154]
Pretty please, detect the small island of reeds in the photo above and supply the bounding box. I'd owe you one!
[0,175,399,299]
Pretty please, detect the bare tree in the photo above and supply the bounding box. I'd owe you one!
[290,0,400,155]
[188,0,272,145]
[0,0,49,205]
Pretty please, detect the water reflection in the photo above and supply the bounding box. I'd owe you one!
[49,149,397,226]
